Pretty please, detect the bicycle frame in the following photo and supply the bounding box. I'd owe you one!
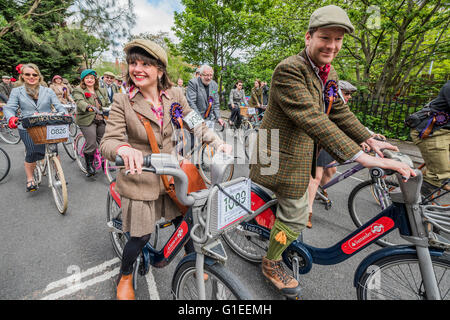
[321,161,365,190]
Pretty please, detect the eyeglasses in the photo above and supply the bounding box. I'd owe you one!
[24,73,39,78]
[201,74,213,78]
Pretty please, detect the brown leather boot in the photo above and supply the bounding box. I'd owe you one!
[306,212,312,229]
[262,256,301,298]
[116,274,135,300]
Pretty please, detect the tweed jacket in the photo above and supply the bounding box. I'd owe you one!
[100,87,223,202]
[73,85,110,126]
[101,83,120,103]
[186,77,220,120]
[248,87,263,108]
[3,85,66,129]
[50,84,72,104]
[249,49,371,198]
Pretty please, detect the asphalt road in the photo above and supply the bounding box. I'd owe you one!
[0,132,415,301]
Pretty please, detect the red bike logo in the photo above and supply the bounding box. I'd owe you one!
[342,217,394,254]
[164,221,188,258]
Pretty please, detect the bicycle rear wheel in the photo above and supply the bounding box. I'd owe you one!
[48,156,68,214]
[356,253,450,300]
[198,143,234,185]
[0,147,10,182]
[348,179,407,247]
[172,258,253,300]
[0,125,21,144]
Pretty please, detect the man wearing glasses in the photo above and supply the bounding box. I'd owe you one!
[186,65,224,127]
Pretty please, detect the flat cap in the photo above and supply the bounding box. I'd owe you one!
[338,80,357,92]
[103,71,115,78]
[2,75,11,79]
[123,39,168,67]
[309,5,354,34]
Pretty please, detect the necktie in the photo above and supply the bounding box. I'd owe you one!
[318,64,330,86]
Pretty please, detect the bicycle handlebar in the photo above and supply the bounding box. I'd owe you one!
[115,153,195,207]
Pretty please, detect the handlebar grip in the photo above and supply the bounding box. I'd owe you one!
[115,154,153,168]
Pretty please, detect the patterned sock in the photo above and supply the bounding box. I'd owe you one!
[266,219,299,261]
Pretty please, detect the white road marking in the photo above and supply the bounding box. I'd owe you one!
[39,257,161,300]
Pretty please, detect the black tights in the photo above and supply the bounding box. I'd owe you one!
[120,215,194,275]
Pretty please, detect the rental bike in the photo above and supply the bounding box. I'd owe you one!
[223,151,450,300]
[106,152,274,300]
[21,114,72,214]
[0,146,10,182]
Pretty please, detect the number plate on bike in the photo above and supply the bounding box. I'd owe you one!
[46,124,69,140]
[248,108,256,115]
[217,178,251,230]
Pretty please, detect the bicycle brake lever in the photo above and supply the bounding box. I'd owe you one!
[124,167,155,175]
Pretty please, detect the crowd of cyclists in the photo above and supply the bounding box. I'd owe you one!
[0,4,448,301]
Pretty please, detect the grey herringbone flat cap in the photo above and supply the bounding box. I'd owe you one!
[309,5,354,34]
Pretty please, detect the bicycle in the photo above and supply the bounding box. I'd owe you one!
[348,151,449,247]
[0,146,11,182]
[106,152,272,299]
[223,151,450,300]
[20,114,71,214]
[73,132,117,182]
[60,103,77,161]
[0,103,21,144]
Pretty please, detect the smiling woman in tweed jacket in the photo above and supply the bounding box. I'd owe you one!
[249,5,415,298]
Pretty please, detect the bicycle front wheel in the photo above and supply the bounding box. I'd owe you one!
[0,147,10,182]
[356,253,450,300]
[74,133,87,174]
[104,160,118,183]
[348,179,406,247]
[48,156,68,214]
[172,258,253,300]
[106,190,127,259]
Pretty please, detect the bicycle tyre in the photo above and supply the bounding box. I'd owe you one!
[243,129,258,161]
[62,136,76,161]
[222,185,275,263]
[172,258,253,300]
[0,147,10,182]
[198,143,234,185]
[106,190,127,259]
[69,122,78,138]
[0,125,21,144]
[356,253,450,300]
[33,161,42,185]
[240,119,253,131]
[348,180,406,247]
[48,156,68,214]
[74,133,87,174]
[104,160,117,183]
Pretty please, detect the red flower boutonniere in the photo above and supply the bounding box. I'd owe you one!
[84,92,92,98]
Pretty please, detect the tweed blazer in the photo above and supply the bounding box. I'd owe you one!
[249,49,371,198]
[100,87,223,202]
[186,77,220,120]
[73,85,110,126]
[3,85,66,129]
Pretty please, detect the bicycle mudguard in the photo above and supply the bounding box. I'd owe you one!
[109,181,121,208]
[353,245,446,288]
[251,183,277,230]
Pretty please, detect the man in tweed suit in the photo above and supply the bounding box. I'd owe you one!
[249,5,415,298]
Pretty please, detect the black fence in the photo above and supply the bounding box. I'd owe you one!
[348,94,426,141]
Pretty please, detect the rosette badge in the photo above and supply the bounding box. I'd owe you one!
[170,102,184,129]
[324,80,338,115]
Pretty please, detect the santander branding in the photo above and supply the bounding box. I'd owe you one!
[341,217,394,254]
[164,221,188,258]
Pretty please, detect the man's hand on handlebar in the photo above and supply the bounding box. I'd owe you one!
[364,137,398,158]
[117,146,143,175]
[356,152,416,182]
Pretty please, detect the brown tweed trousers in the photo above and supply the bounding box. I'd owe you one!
[249,49,371,199]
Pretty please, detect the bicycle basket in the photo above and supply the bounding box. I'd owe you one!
[205,177,252,239]
[240,106,249,117]
[23,114,73,144]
